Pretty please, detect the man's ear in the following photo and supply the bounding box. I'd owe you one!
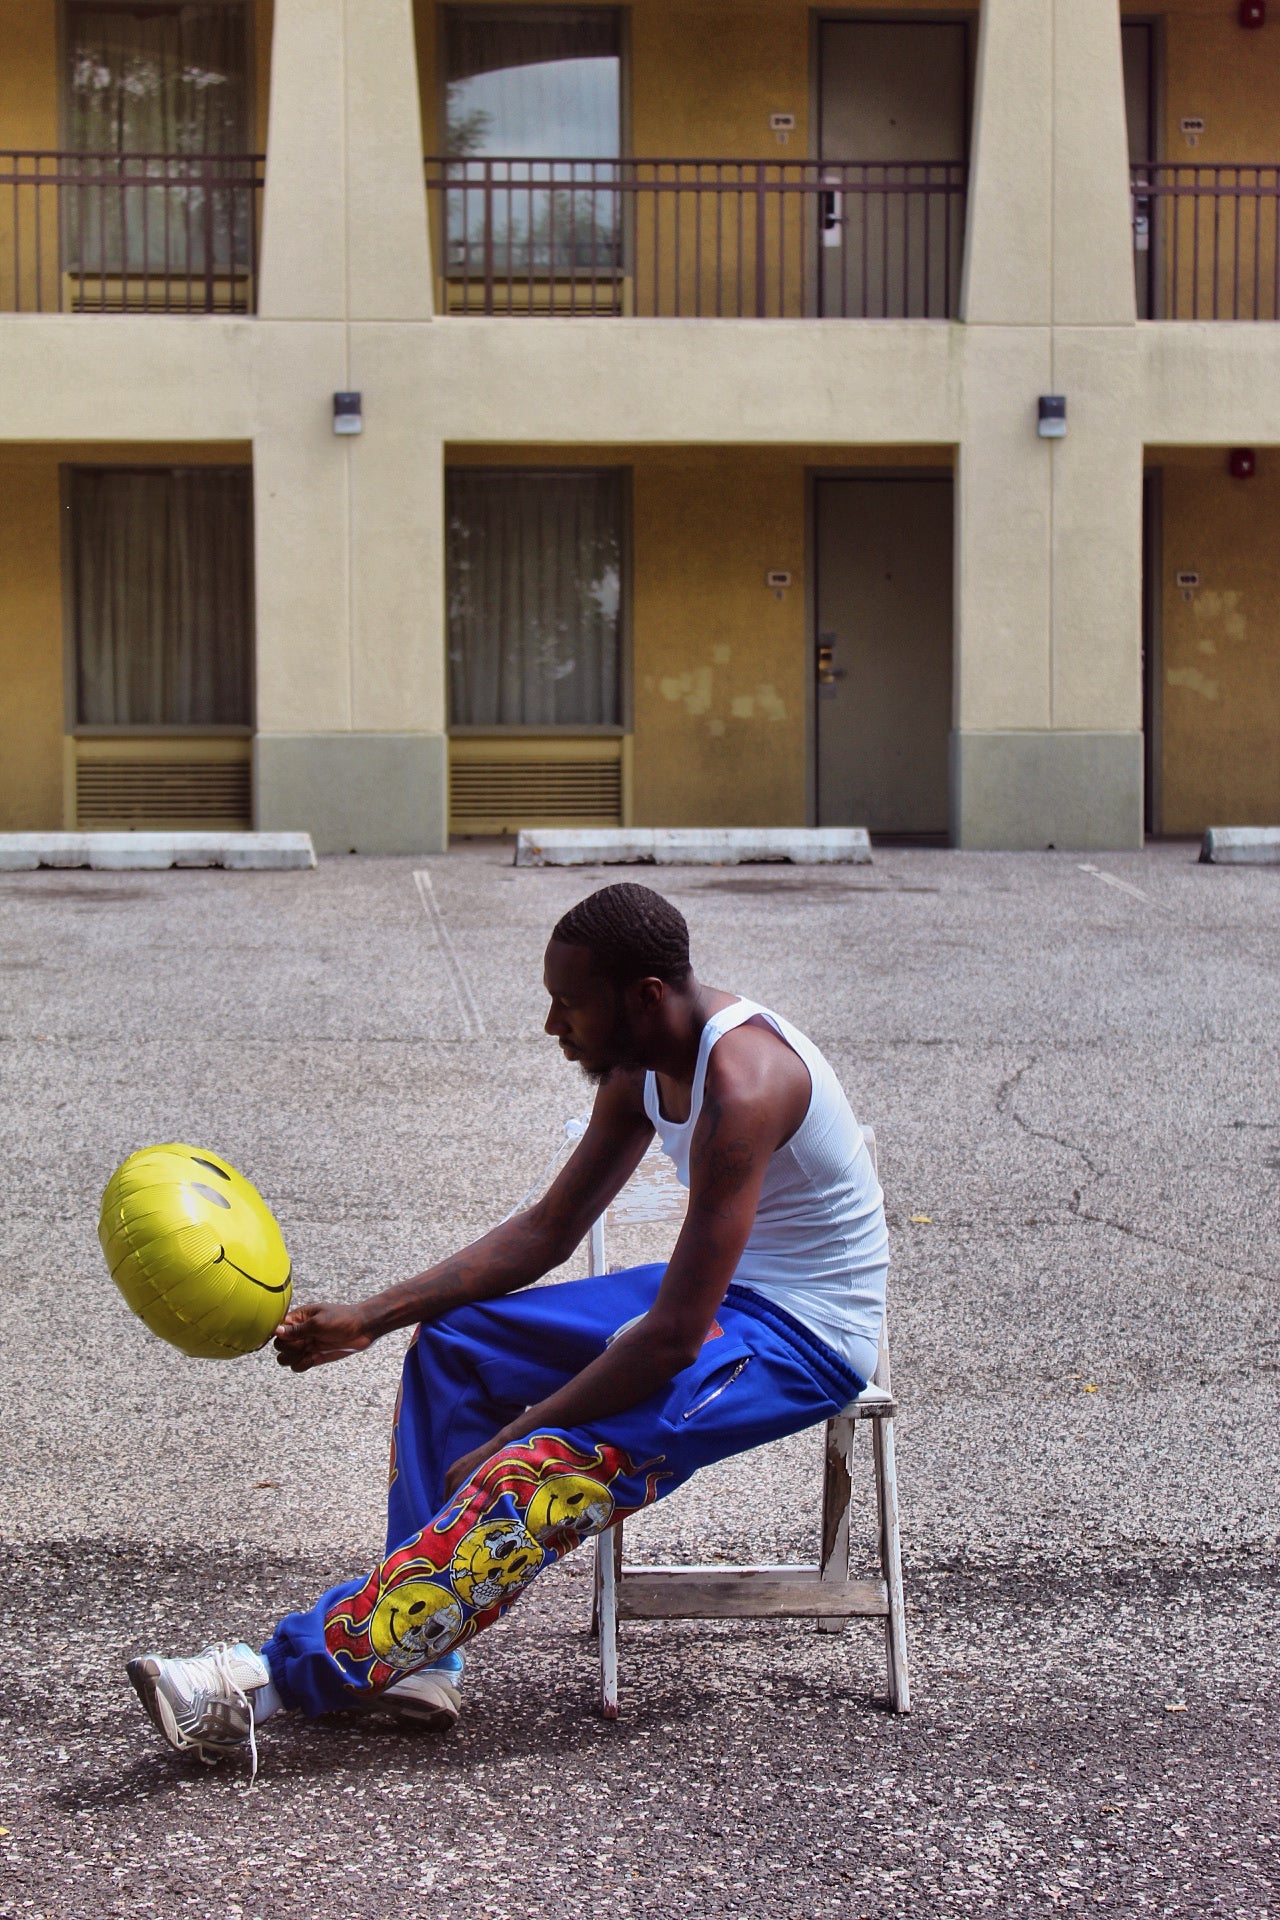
[631,975,667,1015]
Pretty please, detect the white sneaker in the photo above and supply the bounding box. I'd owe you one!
[378,1652,464,1731]
[127,1640,269,1770]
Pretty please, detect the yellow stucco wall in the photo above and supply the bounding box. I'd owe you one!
[1125,0,1280,161]
[0,0,57,149]
[1156,450,1280,835]
[631,450,806,826]
[0,453,63,829]
[447,443,950,828]
[0,444,251,831]
[0,1,274,151]
[255,0,275,149]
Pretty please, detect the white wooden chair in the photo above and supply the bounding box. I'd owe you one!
[588,1126,910,1717]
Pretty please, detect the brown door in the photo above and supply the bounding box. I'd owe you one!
[815,477,953,836]
[818,21,969,317]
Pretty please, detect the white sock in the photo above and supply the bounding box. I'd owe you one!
[251,1673,284,1724]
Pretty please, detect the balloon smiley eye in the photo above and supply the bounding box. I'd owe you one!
[191,1182,232,1210]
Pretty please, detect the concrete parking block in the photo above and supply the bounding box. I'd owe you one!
[515,826,873,867]
[1200,825,1280,865]
[0,831,317,871]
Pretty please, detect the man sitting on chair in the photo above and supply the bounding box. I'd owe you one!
[127,883,888,1768]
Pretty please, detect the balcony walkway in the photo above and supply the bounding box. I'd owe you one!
[0,151,265,314]
[1132,162,1280,321]
[7,151,1280,324]
[425,157,968,320]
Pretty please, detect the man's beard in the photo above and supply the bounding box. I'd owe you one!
[578,1007,646,1086]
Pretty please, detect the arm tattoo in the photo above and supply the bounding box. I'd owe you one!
[693,1086,758,1213]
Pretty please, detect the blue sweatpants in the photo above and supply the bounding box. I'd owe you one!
[262,1265,863,1716]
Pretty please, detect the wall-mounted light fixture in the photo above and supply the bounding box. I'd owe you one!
[1240,0,1266,29]
[1229,447,1258,479]
[333,391,363,436]
[1038,395,1067,439]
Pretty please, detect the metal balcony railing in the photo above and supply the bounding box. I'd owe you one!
[1132,162,1280,321]
[0,152,265,314]
[425,158,968,318]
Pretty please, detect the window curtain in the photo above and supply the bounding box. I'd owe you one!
[72,468,254,728]
[447,470,622,728]
[66,4,250,273]
[443,8,620,277]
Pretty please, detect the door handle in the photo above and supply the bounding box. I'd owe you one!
[1131,194,1151,250]
[817,643,846,685]
[820,174,843,246]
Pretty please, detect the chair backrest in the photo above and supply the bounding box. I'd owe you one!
[606,1143,687,1230]
[858,1126,892,1394]
[587,1141,685,1277]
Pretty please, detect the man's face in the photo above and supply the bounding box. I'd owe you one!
[543,939,648,1084]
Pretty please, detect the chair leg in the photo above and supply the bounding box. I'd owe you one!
[817,1415,855,1634]
[590,1530,602,1639]
[872,1415,911,1713]
[597,1520,622,1719]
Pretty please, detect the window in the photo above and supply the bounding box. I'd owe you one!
[69,467,254,728]
[444,7,619,158]
[64,3,252,275]
[447,469,624,729]
[442,7,621,278]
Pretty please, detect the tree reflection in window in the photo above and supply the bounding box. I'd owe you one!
[447,469,623,729]
[443,8,621,280]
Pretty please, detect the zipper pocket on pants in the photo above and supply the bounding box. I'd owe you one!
[682,1355,751,1419]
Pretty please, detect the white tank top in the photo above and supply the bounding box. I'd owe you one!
[642,997,887,1384]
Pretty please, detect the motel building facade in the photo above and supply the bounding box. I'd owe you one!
[1,0,1279,854]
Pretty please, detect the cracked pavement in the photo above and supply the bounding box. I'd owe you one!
[0,842,1277,1917]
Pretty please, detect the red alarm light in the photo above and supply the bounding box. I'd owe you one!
[1229,448,1258,479]
[1240,0,1265,27]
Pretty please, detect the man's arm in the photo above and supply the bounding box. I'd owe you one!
[440,1026,809,1494]
[273,1074,654,1371]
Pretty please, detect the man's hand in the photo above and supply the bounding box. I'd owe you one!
[267,1084,654,1372]
[439,1021,807,1445]
[273,1303,375,1372]
[442,1437,502,1501]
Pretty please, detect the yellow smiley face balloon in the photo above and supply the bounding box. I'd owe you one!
[98,1144,291,1360]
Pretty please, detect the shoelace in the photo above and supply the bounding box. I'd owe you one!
[186,1643,260,1788]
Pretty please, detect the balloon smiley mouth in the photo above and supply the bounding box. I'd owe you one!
[224,1257,293,1295]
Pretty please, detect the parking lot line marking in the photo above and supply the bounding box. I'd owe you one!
[1077,864,1164,909]
[413,869,486,1038]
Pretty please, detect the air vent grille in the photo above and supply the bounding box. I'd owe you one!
[76,759,252,828]
[445,283,624,318]
[450,756,622,833]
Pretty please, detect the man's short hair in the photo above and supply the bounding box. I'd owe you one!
[551,883,692,990]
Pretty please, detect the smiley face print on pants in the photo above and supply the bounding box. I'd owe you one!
[369,1580,464,1669]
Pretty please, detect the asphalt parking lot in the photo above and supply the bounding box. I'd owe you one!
[1,842,1277,1918]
